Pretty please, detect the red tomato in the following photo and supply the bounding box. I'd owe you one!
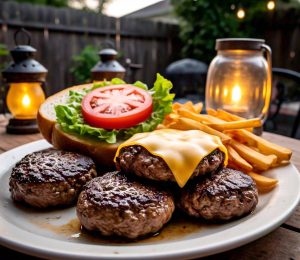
[81,84,153,129]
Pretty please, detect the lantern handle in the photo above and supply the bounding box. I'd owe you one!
[261,43,272,122]
[14,28,31,46]
[102,39,115,49]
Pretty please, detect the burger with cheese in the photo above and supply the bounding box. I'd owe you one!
[115,129,228,187]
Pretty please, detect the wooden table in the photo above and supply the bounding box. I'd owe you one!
[0,121,299,259]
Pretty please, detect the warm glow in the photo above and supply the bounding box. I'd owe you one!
[223,87,228,98]
[7,82,45,119]
[237,8,245,19]
[215,85,220,97]
[22,94,31,107]
[267,1,275,10]
[231,85,242,103]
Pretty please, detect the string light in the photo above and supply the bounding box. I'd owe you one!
[267,1,275,10]
[237,8,245,19]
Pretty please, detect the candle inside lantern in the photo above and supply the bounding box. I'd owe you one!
[223,83,249,115]
[7,83,45,120]
[22,94,31,107]
[232,84,241,103]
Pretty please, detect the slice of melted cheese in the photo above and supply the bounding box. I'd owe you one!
[115,129,228,188]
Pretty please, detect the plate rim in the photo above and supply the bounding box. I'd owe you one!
[1,139,300,259]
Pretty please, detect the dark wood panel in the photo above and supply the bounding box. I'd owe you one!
[0,122,42,152]
[284,206,300,230]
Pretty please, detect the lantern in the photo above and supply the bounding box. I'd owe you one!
[205,38,272,123]
[91,48,125,81]
[2,28,47,134]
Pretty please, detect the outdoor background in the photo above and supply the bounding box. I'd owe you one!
[0,0,300,137]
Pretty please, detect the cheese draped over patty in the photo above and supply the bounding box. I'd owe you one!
[115,129,228,187]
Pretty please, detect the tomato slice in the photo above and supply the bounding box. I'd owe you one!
[81,84,153,129]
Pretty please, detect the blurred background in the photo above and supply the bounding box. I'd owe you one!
[0,0,299,138]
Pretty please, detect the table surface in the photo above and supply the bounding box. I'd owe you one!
[0,118,299,260]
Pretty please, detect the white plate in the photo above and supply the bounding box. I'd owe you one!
[0,140,300,260]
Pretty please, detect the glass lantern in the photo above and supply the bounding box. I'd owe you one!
[6,82,45,120]
[2,28,47,134]
[205,38,272,121]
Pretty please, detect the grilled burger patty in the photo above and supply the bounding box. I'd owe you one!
[115,145,225,182]
[9,148,96,208]
[177,168,258,221]
[77,171,175,239]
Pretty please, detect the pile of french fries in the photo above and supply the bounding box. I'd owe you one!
[158,101,292,192]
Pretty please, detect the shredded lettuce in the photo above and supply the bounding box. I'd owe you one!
[55,73,175,144]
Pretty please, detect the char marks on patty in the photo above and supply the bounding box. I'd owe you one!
[77,171,175,239]
[11,148,95,184]
[177,168,258,221]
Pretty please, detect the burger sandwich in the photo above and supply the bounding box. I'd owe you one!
[37,74,174,167]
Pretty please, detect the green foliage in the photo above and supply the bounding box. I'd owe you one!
[0,44,9,57]
[0,44,9,74]
[0,44,9,110]
[15,0,68,7]
[172,0,294,63]
[70,45,99,83]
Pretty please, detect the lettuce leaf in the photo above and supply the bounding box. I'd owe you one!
[55,73,174,144]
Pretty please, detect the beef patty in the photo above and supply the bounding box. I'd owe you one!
[177,168,258,221]
[9,148,96,208]
[115,146,225,182]
[76,171,175,239]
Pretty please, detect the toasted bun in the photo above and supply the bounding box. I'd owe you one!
[37,83,120,167]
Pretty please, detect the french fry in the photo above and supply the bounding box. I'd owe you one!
[215,109,246,121]
[170,117,231,143]
[227,161,240,170]
[232,133,256,146]
[168,113,180,119]
[181,101,195,111]
[227,145,253,172]
[156,124,166,130]
[178,108,225,124]
[231,139,277,171]
[172,101,203,114]
[209,109,254,132]
[172,102,182,111]
[194,102,203,113]
[247,171,278,191]
[228,129,292,161]
[206,118,262,131]
[272,160,290,168]
[162,112,180,127]
[206,108,218,116]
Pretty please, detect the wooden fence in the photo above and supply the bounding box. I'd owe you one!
[0,1,299,98]
[0,1,180,96]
